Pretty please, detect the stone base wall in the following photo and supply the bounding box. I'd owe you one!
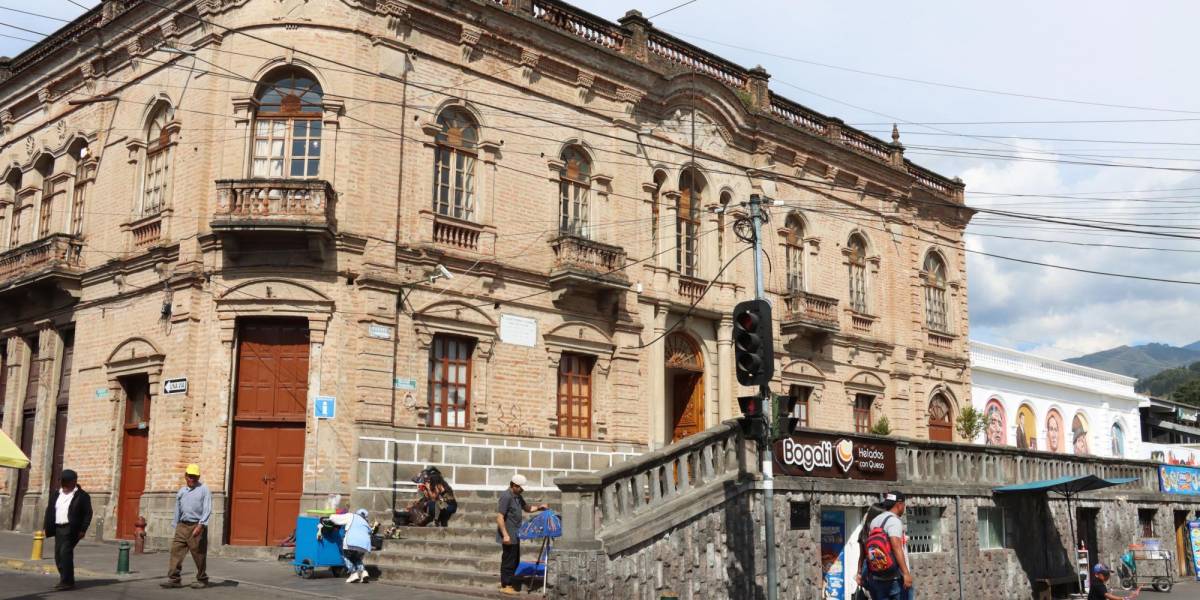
[354,425,644,497]
[550,481,1198,600]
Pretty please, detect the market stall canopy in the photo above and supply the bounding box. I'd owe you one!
[994,474,1138,495]
[0,429,29,469]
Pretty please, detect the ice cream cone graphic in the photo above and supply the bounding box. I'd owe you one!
[836,439,854,472]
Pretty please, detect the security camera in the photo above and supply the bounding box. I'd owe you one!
[435,264,453,281]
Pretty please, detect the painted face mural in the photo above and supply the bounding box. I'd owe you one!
[1111,423,1125,458]
[1046,410,1063,453]
[985,400,1005,446]
[1072,412,1090,455]
[1016,405,1036,450]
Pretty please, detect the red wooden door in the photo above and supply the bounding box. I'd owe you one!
[11,410,34,529]
[671,373,704,442]
[229,320,308,546]
[117,375,150,539]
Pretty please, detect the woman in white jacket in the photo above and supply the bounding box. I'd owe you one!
[327,509,373,583]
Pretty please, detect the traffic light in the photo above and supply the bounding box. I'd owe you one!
[738,395,763,418]
[732,299,774,386]
[772,393,799,440]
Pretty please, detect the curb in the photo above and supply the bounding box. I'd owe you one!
[0,556,146,580]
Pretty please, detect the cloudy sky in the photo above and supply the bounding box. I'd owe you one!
[5,0,1200,359]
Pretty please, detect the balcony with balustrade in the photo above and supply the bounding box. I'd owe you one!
[780,291,840,336]
[0,233,85,299]
[211,178,336,242]
[548,234,629,297]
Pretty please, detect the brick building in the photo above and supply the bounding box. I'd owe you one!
[0,0,970,547]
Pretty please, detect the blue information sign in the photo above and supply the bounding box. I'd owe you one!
[314,396,336,419]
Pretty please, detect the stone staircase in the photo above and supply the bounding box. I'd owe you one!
[373,489,562,592]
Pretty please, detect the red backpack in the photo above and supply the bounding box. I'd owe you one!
[864,513,900,577]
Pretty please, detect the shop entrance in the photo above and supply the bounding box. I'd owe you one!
[228,319,309,546]
[1176,510,1194,577]
[820,506,865,599]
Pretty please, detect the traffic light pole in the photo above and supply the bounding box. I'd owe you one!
[749,194,778,600]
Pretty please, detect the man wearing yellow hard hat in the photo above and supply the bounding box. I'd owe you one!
[161,464,211,589]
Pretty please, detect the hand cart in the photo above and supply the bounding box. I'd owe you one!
[292,514,350,579]
[1117,545,1174,593]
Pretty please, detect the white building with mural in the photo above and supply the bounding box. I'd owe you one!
[970,341,1142,459]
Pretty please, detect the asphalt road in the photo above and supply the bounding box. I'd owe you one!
[0,571,297,600]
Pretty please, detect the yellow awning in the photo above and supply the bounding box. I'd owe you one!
[0,428,29,469]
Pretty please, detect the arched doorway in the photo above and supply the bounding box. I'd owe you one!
[665,333,704,442]
[928,393,953,442]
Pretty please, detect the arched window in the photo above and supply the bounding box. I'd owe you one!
[4,169,21,248]
[718,191,731,266]
[785,213,805,294]
[558,145,591,237]
[142,104,174,215]
[847,234,868,312]
[34,154,55,238]
[433,107,479,221]
[650,170,667,253]
[928,393,952,442]
[677,168,704,276]
[252,68,323,179]
[1111,422,1126,457]
[69,142,94,236]
[924,252,949,332]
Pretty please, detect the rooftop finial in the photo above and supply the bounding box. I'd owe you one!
[891,123,900,144]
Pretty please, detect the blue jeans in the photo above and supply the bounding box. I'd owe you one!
[866,578,907,600]
[342,547,366,573]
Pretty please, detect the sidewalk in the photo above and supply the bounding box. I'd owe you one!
[0,531,489,600]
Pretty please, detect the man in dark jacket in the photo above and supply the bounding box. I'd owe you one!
[42,469,92,591]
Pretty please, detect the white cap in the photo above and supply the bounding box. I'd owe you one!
[511,474,528,487]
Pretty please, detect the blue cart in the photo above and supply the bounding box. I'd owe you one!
[292,515,349,579]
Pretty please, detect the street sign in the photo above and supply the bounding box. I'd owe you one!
[163,378,188,395]
[368,324,393,340]
[315,396,336,419]
[394,377,418,391]
[94,388,110,399]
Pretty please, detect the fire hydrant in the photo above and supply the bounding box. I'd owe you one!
[133,516,147,554]
[30,530,44,560]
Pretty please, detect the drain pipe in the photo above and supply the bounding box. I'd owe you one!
[954,495,964,600]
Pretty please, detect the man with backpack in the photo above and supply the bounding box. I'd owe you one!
[860,491,912,600]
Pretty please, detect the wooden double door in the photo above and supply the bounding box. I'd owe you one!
[228,319,309,546]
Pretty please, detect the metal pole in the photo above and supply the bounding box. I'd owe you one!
[749,194,777,600]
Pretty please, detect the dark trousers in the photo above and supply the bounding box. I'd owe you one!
[500,542,520,587]
[54,525,78,585]
[167,522,208,583]
[436,502,458,527]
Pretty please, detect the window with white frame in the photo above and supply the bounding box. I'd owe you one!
[558,145,591,237]
[6,170,22,248]
[978,506,1006,549]
[906,506,943,553]
[924,252,950,332]
[37,158,57,238]
[847,234,868,312]
[142,105,173,215]
[676,168,704,277]
[432,107,478,221]
[70,145,93,236]
[251,68,323,179]
[785,213,805,294]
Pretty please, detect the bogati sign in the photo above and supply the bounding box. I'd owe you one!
[773,432,898,481]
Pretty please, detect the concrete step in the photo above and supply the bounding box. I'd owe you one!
[374,563,500,590]
[388,525,496,540]
[373,549,501,571]
[379,538,498,558]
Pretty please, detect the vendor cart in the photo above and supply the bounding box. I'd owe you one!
[292,514,349,579]
[1117,545,1174,593]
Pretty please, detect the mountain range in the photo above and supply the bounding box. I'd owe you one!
[1064,341,1200,379]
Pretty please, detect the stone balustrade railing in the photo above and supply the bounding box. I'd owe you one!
[899,438,1160,493]
[550,234,627,275]
[213,178,336,228]
[645,31,748,89]
[839,127,892,162]
[783,291,840,329]
[0,233,83,283]
[532,0,624,51]
[769,93,827,135]
[555,421,754,551]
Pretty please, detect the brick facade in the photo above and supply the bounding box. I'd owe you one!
[0,0,969,545]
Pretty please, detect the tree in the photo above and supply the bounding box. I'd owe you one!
[869,416,892,436]
[956,406,988,442]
